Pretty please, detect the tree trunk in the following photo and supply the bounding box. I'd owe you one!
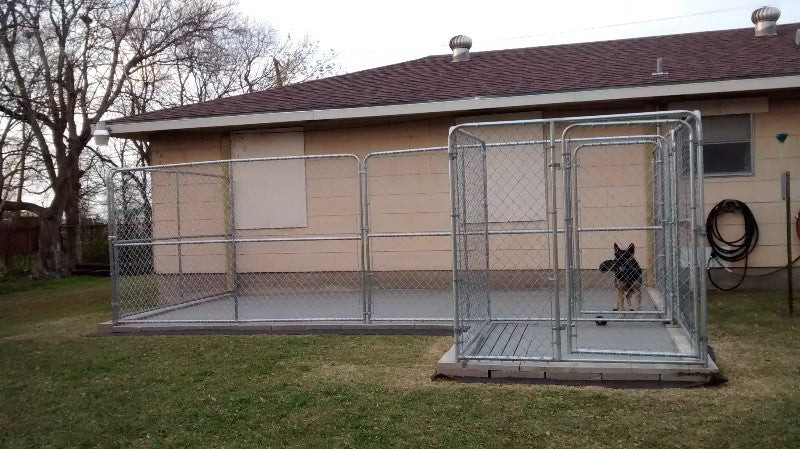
[62,153,84,272]
[63,176,82,271]
[36,209,62,277]
[14,157,25,221]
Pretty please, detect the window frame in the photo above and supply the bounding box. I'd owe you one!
[702,113,755,178]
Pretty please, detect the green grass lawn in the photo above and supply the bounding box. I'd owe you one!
[1,278,799,448]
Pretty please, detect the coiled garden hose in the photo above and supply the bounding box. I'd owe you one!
[706,199,759,291]
[706,199,800,290]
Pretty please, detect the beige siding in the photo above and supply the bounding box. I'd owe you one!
[702,98,800,267]
[149,134,230,274]
[144,98,800,274]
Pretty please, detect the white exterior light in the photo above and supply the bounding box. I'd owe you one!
[94,123,110,146]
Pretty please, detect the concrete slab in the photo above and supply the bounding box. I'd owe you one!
[491,370,546,379]
[115,287,665,325]
[95,320,452,336]
[435,344,720,385]
[547,371,603,381]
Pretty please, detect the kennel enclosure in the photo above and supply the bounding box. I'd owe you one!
[449,111,706,364]
[107,110,708,366]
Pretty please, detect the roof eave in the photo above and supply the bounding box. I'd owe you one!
[103,75,800,138]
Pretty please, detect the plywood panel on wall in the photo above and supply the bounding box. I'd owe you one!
[231,132,307,229]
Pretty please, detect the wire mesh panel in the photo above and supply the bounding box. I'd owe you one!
[450,123,559,360]
[562,121,704,360]
[364,148,453,321]
[566,136,670,356]
[450,130,492,357]
[109,155,363,323]
[673,127,708,360]
[110,165,232,320]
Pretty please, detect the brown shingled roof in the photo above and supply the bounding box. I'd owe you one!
[112,23,800,124]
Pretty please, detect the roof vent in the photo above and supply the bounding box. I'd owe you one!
[752,6,780,37]
[449,35,472,62]
[652,57,668,76]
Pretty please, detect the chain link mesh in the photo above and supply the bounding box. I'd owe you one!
[449,113,706,363]
[108,112,707,365]
[364,149,453,321]
[110,156,363,322]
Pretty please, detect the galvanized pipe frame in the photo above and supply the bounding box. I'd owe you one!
[448,111,707,363]
[363,147,451,323]
[560,117,704,361]
[108,166,236,320]
[567,137,668,324]
[561,137,676,356]
[110,154,365,323]
[112,146,587,325]
[107,111,707,365]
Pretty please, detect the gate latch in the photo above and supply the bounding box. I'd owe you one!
[547,162,561,169]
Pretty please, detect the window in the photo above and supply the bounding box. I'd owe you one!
[703,114,753,176]
[231,132,307,229]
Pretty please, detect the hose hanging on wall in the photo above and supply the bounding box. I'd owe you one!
[706,199,759,291]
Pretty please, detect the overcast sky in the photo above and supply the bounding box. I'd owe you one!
[238,0,800,73]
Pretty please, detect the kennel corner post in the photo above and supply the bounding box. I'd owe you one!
[359,155,371,324]
[691,112,709,364]
[107,169,120,324]
[550,120,563,360]
[448,130,462,357]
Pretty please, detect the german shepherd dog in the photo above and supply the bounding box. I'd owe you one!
[599,243,643,311]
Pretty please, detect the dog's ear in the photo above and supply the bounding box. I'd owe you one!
[613,243,620,252]
[627,243,635,254]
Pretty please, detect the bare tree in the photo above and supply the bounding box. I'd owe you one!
[0,0,234,276]
[164,19,338,104]
[89,18,339,231]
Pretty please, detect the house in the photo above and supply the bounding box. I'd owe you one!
[102,10,800,297]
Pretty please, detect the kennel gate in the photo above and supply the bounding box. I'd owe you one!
[450,111,707,364]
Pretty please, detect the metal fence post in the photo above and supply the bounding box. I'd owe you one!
[692,112,709,364]
[481,142,491,321]
[228,161,239,321]
[175,173,184,303]
[107,170,120,323]
[449,132,462,357]
[550,121,563,361]
[359,159,371,324]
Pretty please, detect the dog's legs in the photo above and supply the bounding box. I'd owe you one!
[615,288,624,314]
[635,287,642,311]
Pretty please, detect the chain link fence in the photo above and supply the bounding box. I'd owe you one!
[108,111,707,365]
[109,155,364,322]
[364,148,453,322]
